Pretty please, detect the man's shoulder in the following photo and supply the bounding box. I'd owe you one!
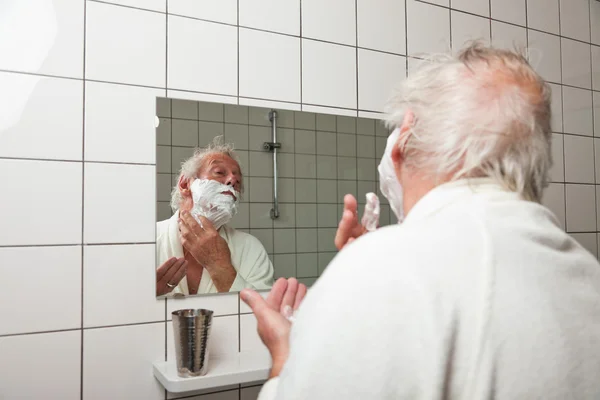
[157,218,170,238]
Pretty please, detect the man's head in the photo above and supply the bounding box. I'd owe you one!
[171,137,243,213]
[384,42,552,216]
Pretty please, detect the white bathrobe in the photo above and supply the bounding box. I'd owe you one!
[259,179,600,400]
[157,211,274,295]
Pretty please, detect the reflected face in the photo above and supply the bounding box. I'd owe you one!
[197,153,243,197]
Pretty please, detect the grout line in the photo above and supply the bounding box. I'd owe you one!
[237,0,240,105]
[0,156,157,166]
[590,0,599,246]
[558,0,568,231]
[81,0,87,396]
[88,0,164,14]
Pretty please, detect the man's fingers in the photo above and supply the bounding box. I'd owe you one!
[335,209,358,250]
[156,257,178,281]
[343,194,358,214]
[281,278,298,313]
[160,258,186,285]
[180,211,204,236]
[266,278,288,311]
[241,288,270,318]
[197,215,216,233]
[294,283,307,310]
[170,260,187,286]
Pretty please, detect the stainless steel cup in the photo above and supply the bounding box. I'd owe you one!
[172,309,214,377]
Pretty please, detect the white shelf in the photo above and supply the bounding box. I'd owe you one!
[153,352,271,393]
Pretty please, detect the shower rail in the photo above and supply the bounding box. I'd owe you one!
[263,110,281,219]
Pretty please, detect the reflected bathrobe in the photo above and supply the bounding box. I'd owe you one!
[157,211,274,295]
[259,179,600,400]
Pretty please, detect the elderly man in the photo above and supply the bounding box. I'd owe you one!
[241,44,600,399]
[156,138,274,296]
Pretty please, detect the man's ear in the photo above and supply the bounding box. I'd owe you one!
[178,176,192,199]
[392,110,415,164]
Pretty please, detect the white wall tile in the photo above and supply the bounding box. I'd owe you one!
[564,135,595,183]
[561,39,592,89]
[565,184,596,232]
[0,0,84,78]
[595,92,600,137]
[592,45,600,91]
[102,0,166,12]
[527,30,561,84]
[168,16,237,95]
[491,21,527,51]
[451,11,491,52]
[451,0,489,17]
[559,0,591,43]
[0,246,81,335]
[358,50,406,112]
[168,0,237,24]
[0,72,83,160]
[0,160,81,245]
[86,1,165,87]
[542,183,566,229]
[302,0,356,46]
[0,331,80,399]
[549,83,563,132]
[84,163,154,243]
[563,87,594,136]
[85,81,162,164]
[239,29,300,103]
[240,314,269,356]
[84,244,162,327]
[167,292,239,317]
[491,0,526,26]
[168,90,238,105]
[357,0,406,54]
[527,0,559,35]
[83,323,164,400]
[302,40,357,109]
[572,232,598,258]
[407,0,450,56]
[592,0,600,45]
[167,316,239,363]
[550,133,564,182]
[239,0,300,35]
[302,104,358,117]
[240,97,302,111]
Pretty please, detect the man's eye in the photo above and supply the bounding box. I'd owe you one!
[214,170,225,175]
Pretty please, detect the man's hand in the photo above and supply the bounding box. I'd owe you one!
[179,211,236,292]
[156,257,187,296]
[334,194,367,250]
[241,278,307,378]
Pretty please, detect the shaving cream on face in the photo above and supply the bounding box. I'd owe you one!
[189,179,240,229]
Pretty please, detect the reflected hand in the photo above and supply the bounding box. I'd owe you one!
[156,257,187,296]
[179,211,236,292]
[241,278,307,378]
[334,194,367,250]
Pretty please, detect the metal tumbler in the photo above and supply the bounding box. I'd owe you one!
[172,309,214,377]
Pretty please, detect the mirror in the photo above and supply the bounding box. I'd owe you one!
[156,98,393,298]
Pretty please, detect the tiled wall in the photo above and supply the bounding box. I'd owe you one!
[0,0,598,399]
[156,98,392,284]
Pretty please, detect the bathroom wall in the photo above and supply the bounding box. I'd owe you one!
[0,0,598,399]
[156,99,393,284]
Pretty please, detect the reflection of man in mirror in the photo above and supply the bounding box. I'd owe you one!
[156,137,274,296]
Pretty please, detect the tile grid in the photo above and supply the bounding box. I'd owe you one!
[1,0,598,398]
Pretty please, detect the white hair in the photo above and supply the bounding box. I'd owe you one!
[170,136,242,211]
[384,42,552,202]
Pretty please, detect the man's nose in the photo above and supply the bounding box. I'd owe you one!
[226,174,239,188]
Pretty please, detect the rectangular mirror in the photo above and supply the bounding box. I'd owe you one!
[156,98,393,298]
